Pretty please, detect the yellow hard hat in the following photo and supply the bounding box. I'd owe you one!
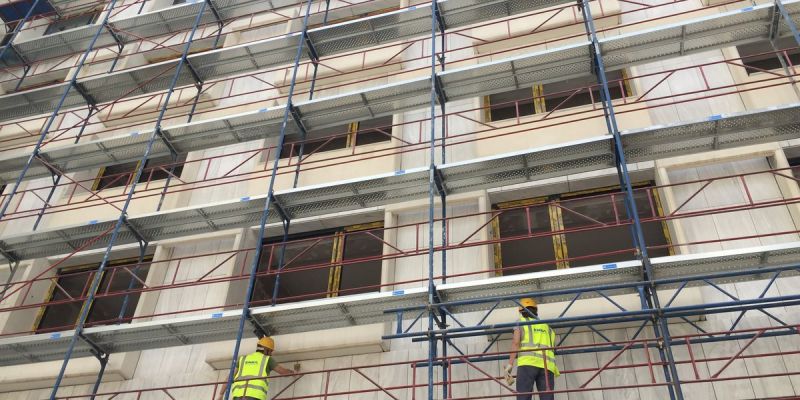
[258,336,275,351]
[518,298,537,310]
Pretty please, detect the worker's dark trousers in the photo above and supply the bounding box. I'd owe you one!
[516,365,555,400]
[232,397,261,400]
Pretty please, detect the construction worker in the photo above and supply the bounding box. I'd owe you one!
[218,336,298,400]
[505,298,560,400]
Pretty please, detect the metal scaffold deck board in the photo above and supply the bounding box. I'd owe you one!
[0,285,429,366]
[0,194,278,260]
[4,0,799,184]
[1,103,799,260]
[48,0,103,15]
[441,242,800,314]
[8,0,295,67]
[307,0,574,56]
[0,106,292,184]
[7,0,574,69]
[2,0,793,123]
[0,0,577,89]
[1,241,798,366]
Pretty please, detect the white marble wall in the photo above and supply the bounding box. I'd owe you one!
[182,141,265,207]
[3,0,800,399]
[662,157,800,399]
[667,158,800,253]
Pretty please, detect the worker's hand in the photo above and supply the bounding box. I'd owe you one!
[504,364,515,386]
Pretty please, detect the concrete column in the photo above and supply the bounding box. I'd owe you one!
[381,209,398,291]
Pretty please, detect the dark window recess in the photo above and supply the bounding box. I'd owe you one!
[542,70,630,112]
[252,225,383,304]
[487,88,536,122]
[253,232,336,303]
[494,185,670,274]
[139,154,186,183]
[279,116,392,159]
[173,0,189,4]
[44,12,97,35]
[96,154,186,190]
[280,124,350,159]
[788,157,800,179]
[560,187,669,268]
[737,37,800,75]
[1,22,18,46]
[496,203,556,275]
[96,160,139,190]
[339,229,384,295]
[353,115,393,146]
[36,258,151,333]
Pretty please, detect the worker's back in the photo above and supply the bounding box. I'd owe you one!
[518,316,559,376]
[231,351,272,400]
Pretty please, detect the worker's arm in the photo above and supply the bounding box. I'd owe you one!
[275,362,301,375]
[507,327,521,368]
[215,366,237,400]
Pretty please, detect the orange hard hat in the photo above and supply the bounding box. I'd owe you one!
[518,298,538,310]
[258,336,275,351]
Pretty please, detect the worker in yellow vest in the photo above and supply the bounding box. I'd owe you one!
[505,298,560,400]
[218,336,298,400]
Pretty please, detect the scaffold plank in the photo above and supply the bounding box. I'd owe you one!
[1,241,798,366]
[12,24,116,66]
[0,194,278,260]
[307,0,573,57]
[7,0,573,70]
[47,0,102,15]
[0,81,77,121]
[3,0,791,124]
[0,105,290,183]
[1,103,799,260]
[7,0,402,69]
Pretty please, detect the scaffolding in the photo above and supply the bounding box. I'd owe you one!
[0,0,798,399]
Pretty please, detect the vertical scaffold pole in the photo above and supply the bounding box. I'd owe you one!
[775,0,800,44]
[0,0,114,223]
[766,0,800,99]
[292,0,330,189]
[221,1,316,398]
[47,1,210,397]
[426,1,445,398]
[579,1,683,399]
[432,2,449,398]
[32,104,98,231]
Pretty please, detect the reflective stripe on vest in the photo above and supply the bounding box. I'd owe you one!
[231,352,271,400]
[518,316,560,376]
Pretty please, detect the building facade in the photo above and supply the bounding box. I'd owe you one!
[0,0,799,398]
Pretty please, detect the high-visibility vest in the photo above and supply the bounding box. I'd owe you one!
[517,316,560,376]
[231,352,271,400]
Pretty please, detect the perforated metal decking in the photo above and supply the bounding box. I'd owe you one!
[1,103,799,261]
[0,1,795,122]
[0,0,797,185]
[0,240,798,367]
